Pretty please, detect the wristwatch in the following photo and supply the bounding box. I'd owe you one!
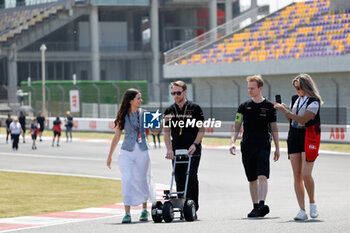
[192,142,198,148]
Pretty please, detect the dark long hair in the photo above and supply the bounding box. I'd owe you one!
[114,88,140,130]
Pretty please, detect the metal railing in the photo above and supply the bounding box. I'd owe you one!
[163,7,262,65]
[22,41,146,52]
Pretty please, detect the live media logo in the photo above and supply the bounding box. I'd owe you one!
[143,110,162,129]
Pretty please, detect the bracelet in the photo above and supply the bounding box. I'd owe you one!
[285,109,291,115]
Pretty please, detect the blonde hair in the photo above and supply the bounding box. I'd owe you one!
[293,73,324,105]
[171,80,187,91]
[247,75,264,88]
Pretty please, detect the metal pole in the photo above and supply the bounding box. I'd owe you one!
[29,86,37,114]
[150,0,160,102]
[232,80,240,107]
[57,84,65,116]
[159,82,162,113]
[28,77,32,107]
[45,86,51,117]
[206,81,213,118]
[264,79,271,101]
[92,84,101,118]
[331,77,339,124]
[40,44,47,117]
[112,83,121,111]
[192,82,196,102]
[29,92,32,107]
[2,85,9,107]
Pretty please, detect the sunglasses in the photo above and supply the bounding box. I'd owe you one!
[171,91,183,96]
[294,86,301,91]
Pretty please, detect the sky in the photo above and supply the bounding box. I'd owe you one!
[257,0,306,12]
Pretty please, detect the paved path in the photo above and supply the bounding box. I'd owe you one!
[0,134,349,233]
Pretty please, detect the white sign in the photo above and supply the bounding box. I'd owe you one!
[69,90,80,113]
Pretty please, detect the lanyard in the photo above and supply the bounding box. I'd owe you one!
[128,111,139,133]
[296,97,309,115]
[174,103,188,136]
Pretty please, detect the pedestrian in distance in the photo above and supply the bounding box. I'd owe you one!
[152,131,161,148]
[36,112,45,142]
[5,114,12,144]
[65,111,73,142]
[19,111,26,143]
[163,80,205,218]
[9,117,22,150]
[52,117,62,147]
[274,73,322,221]
[30,119,39,150]
[106,88,156,224]
[230,75,280,218]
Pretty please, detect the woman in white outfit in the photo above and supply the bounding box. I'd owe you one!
[107,88,156,223]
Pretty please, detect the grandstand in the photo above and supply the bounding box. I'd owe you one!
[177,0,350,65]
[0,4,64,43]
[164,0,350,124]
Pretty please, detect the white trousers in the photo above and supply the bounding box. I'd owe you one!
[118,144,155,206]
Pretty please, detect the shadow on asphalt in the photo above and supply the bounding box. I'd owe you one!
[279,219,324,223]
[232,217,281,221]
[106,219,200,225]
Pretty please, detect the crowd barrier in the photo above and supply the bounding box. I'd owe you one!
[1,115,348,144]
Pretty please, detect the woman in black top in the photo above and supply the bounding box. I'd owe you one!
[5,114,12,144]
[19,111,26,143]
[275,73,323,221]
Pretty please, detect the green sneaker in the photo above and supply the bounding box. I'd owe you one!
[122,214,131,223]
[139,210,149,221]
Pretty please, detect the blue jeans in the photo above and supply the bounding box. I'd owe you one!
[66,126,72,140]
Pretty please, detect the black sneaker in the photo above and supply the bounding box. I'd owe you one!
[258,205,270,217]
[247,208,259,218]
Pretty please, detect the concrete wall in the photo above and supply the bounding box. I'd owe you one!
[191,72,350,124]
[164,55,350,78]
[330,0,350,12]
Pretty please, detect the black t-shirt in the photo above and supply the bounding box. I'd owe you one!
[237,99,276,146]
[66,116,73,127]
[53,120,61,126]
[37,116,45,128]
[19,116,26,127]
[164,101,204,154]
[5,119,12,128]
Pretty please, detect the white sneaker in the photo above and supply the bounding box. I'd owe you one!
[294,209,308,221]
[310,203,319,218]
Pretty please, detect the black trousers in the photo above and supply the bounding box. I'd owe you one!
[173,155,201,211]
[12,134,19,149]
[6,129,11,141]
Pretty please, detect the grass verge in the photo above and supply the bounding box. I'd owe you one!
[0,171,122,218]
